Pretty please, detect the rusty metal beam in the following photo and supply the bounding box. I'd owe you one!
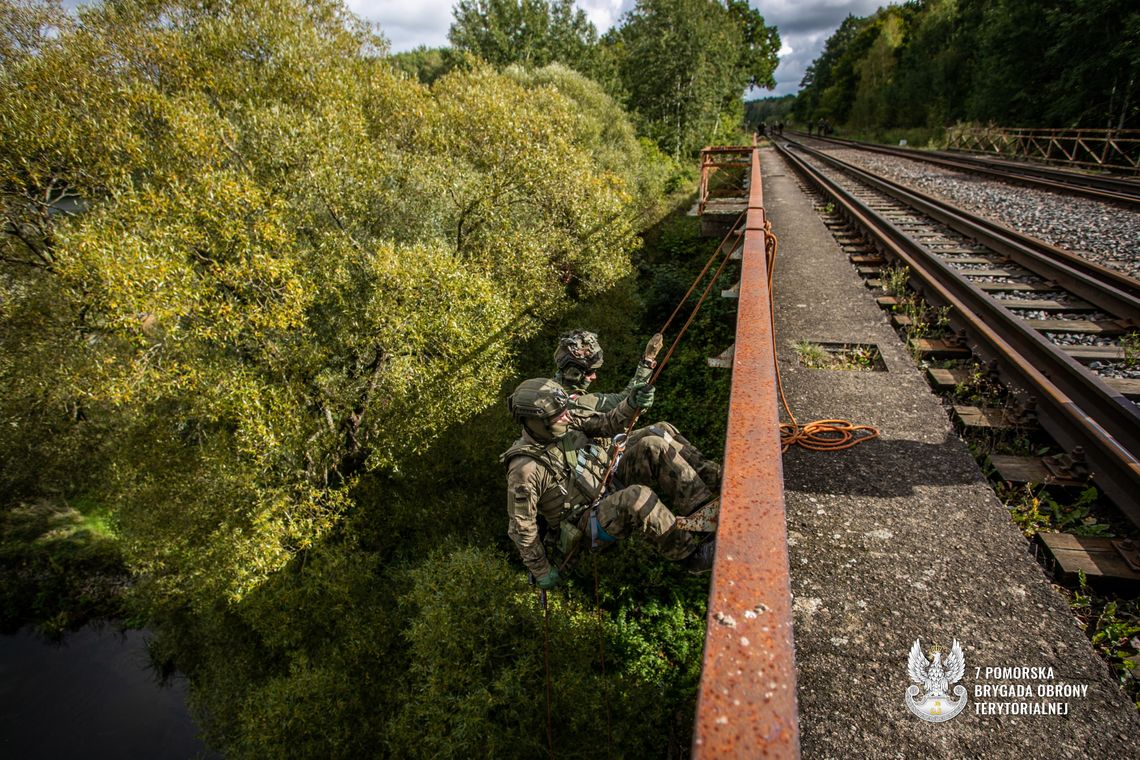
[693,141,801,758]
[699,146,753,214]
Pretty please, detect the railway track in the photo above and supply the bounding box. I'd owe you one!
[774,138,1140,523]
[792,132,1140,209]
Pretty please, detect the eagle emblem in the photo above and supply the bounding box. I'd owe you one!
[905,638,968,722]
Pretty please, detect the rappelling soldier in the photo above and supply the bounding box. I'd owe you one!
[502,377,716,589]
[553,329,723,493]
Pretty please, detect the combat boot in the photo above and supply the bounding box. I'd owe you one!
[682,538,716,575]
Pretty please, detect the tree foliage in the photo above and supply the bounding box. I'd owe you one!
[793,0,1140,130]
[605,0,780,157]
[388,44,463,85]
[448,0,598,73]
[0,0,644,611]
[0,1,741,757]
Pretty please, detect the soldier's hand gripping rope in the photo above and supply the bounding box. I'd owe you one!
[503,215,743,586]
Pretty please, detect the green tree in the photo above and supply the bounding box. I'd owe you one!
[744,94,795,130]
[848,8,906,129]
[726,0,780,90]
[607,0,778,156]
[0,0,68,67]
[792,13,867,124]
[965,0,1053,125]
[794,0,1137,131]
[890,0,971,128]
[448,0,598,73]
[388,45,462,85]
[1041,0,1140,128]
[0,0,641,613]
[0,2,726,758]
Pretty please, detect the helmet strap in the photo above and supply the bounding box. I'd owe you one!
[523,417,556,443]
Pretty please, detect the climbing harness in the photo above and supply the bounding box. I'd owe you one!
[556,433,627,572]
[575,210,749,542]
[537,216,746,759]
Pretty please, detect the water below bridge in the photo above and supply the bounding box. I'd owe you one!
[0,624,216,759]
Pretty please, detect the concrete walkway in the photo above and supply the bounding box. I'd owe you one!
[760,146,1140,759]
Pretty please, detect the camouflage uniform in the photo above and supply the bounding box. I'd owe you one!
[503,387,701,579]
[552,330,723,493]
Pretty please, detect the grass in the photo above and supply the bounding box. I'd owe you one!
[1070,571,1140,709]
[843,126,947,150]
[0,497,128,634]
[880,263,955,359]
[1124,331,1140,369]
[1001,484,1112,538]
[792,340,882,371]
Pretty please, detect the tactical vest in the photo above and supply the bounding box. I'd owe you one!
[501,432,610,516]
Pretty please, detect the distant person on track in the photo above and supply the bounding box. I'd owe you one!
[502,377,717,590]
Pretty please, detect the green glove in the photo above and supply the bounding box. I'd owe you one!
[536,567,561,589]
[630,382,655,410]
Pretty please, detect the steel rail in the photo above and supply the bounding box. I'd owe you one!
[785,139,1140,315]
[793,132,1140,209]
[693,143,800,758]
[774,141,1140,523]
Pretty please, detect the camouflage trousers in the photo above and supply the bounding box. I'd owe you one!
[624,421,720,494]
[592,485,697,560]
[621,421,720,514]
[590,424,720,561]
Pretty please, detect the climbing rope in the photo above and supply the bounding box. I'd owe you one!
[577,211,747,523]
[534,207,876,757]
[532,576,556,759]
[592,554,615,756]
[762,219,880,452]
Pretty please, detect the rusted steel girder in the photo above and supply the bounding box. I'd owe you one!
[693,142,801,758]
[699,146,753,215]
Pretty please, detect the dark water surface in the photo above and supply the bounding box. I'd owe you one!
[0,625,216,759]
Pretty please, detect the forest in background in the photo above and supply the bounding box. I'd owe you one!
[0,0,775,756]
[789,0,1139,137]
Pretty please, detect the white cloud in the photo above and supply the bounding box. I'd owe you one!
[577,0,634,32]
[348,0,454,51]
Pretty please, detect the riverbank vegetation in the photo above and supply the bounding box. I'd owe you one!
[1,0,770,755]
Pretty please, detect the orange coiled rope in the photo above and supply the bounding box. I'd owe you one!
[763,219,880,452]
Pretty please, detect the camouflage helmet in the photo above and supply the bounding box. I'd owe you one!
[507,378,571,426]
[553,329,603,372]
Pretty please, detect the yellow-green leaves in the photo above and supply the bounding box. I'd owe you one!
[1,0,653,612]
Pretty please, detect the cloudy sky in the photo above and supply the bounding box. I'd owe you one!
[349,0,887,98]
